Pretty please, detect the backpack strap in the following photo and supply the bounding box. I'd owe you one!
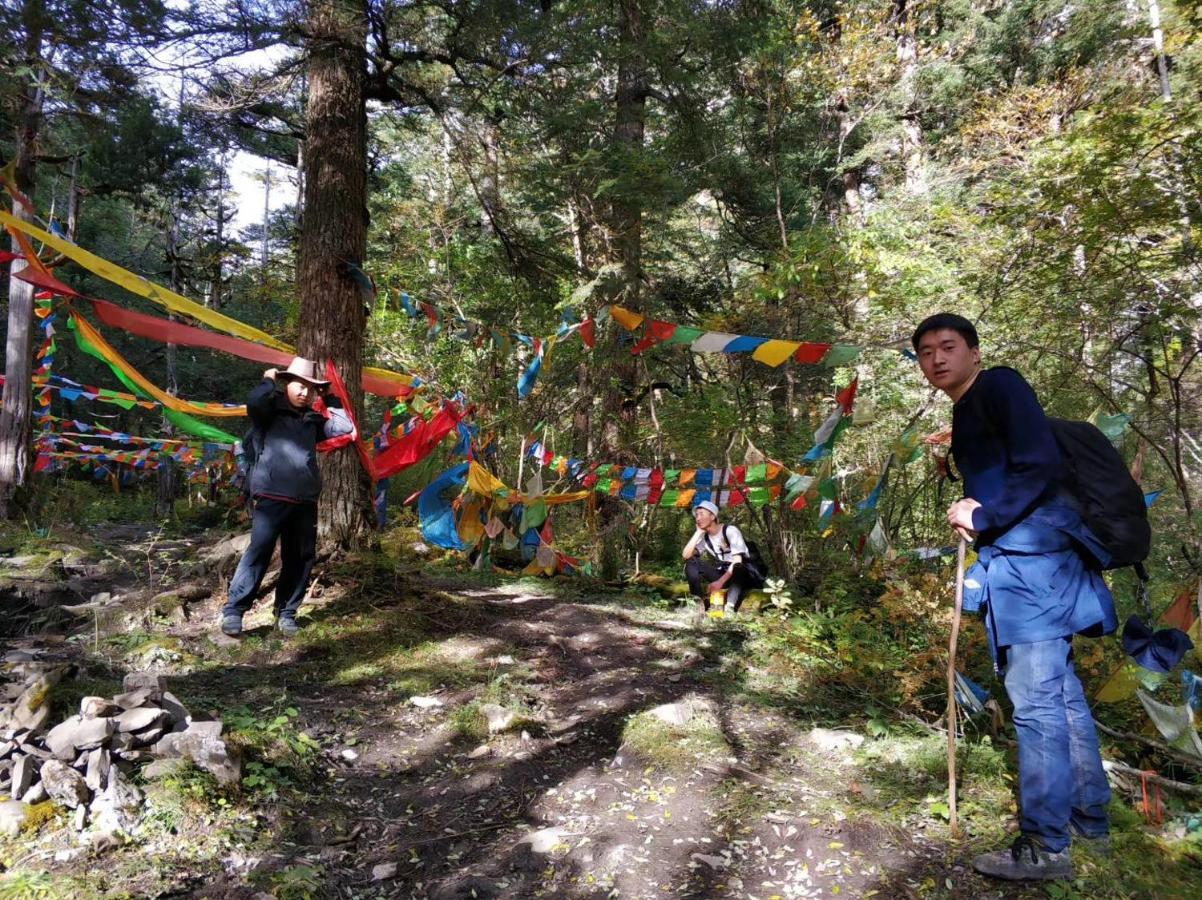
[703,525,731,561]
[1134,561,1152,619]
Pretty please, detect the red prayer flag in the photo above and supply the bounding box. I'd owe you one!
[835,378,859,413]
[631,319,677,355]
[11,266,82,298]
[580,317,596,349]
[794,343,831,365]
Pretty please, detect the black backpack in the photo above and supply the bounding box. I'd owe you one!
[1049,418,1150,572]
[238,426,262,498]
[706,525,770,584]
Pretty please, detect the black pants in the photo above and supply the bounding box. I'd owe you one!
[222,498,318,620]
[685,557,760,612]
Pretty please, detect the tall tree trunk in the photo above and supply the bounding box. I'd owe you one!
[296,0,371,544]
[208,148,227,309]
[894,0,927,196]
[260,164,272,282]
[601,0,649,456]
[612,0,647,305]
[157,206,183,519]
[0,14,45,519]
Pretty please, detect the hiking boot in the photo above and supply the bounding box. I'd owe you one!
[277,616,300,637]
[972,835,1073,881]
[220,614,243,637]
[1070,824,1112,857]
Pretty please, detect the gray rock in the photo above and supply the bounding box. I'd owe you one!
[121,673,166,695]
[112,688,152,710]
[90,768,142,835]
[807,728,865,753]
[0,800,29,837]
[117,750,153,763]
[517,826,573,854]
[160,691,190,724]
[180,719,222,739]
[371,862,398,881]
[7,669,63,733]
[73,803,87,831]
[142,758,189,780]
[40,759,90,809]
[408,696,443,709]
[648,697,717,728]
[20,781,47,804]
[89,591,112,605]
[152,726,241,786]
[130,726,166,748]
[115,707,166,733]
[80,696,119,719]
[10,755,34,799]
[0,740,14,759]
[480,704,516,735]
[85,748,111,792]
[45,716,115,760]
[16,742,50,760]
[467,744,491,759]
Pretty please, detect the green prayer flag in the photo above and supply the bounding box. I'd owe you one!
[664,469,680,483]
[666,326,704,345]
[748,486,770,506]
[659,489,679,506]
[823,344,860,367]
[746,463,768,483]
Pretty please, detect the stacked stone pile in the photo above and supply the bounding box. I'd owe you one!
[0,661,239,839]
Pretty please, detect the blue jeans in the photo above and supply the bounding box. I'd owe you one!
[1003,638,1110,851]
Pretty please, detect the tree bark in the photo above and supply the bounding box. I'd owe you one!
[0,11,45,519]
[894,0,926,196]
[600,0,649,457]
[296,0,371,544]
[612,0,647,305]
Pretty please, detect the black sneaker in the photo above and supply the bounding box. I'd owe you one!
[277,616,300,637]
[220,614,243,637]
[972,834,1073,881]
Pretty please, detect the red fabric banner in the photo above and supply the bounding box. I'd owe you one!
[11,265,84,298]
[87,297,413,399]
[373,403,461,480]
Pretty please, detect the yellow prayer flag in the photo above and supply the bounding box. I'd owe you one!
[751,339,801,368]
[467,461,508,498]
[72,313,247,417]
[1,210,291,350]
[609,305,645,331]
[675,489,696,508]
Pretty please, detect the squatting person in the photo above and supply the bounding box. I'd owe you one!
[914,313,1115,881]
[220,358,353,638]
[681,500,761,617]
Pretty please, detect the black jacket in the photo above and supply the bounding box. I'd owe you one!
[245,379,354,502]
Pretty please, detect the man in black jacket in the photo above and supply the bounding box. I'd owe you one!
[220,358,354,637]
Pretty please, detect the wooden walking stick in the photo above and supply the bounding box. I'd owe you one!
[947,536,967,839]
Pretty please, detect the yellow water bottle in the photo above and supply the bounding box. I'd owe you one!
[709,588,726,618]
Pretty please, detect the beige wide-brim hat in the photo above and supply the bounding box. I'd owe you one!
[279,356,330,389]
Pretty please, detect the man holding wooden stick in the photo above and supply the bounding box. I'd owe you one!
[914,314,1117,882]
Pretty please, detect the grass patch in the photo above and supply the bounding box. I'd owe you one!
[621,705,729,771]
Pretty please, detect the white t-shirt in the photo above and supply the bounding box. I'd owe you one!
[703,525,748,565]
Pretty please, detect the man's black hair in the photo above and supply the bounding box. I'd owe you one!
[911,313,979,350]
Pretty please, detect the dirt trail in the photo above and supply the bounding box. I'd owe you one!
[177,577,967,900]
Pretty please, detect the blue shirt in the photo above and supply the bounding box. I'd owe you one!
[952,367,1116,655]
[952,367,1062,539]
